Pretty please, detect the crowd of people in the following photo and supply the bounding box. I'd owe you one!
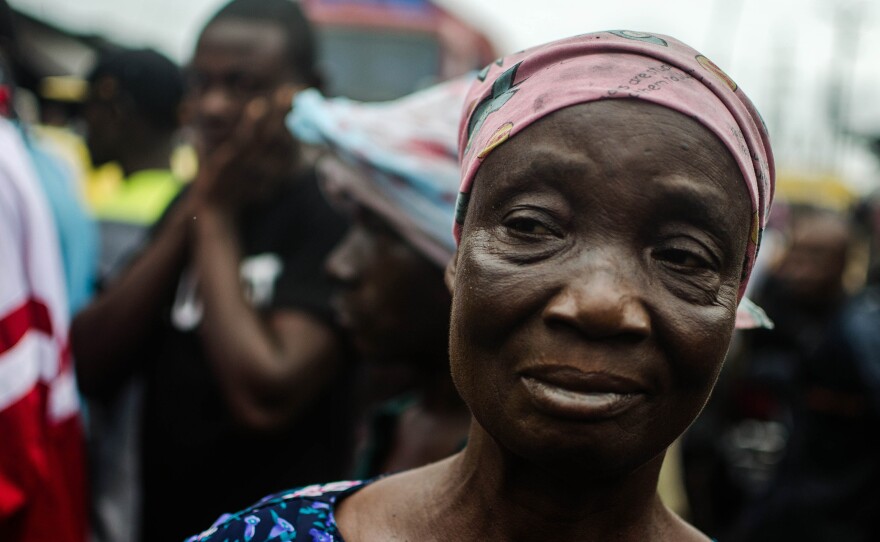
[1,0,878,541]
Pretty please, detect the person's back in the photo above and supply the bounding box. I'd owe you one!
[71,2,354,540]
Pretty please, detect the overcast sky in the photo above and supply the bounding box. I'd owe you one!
[10,0,880,191]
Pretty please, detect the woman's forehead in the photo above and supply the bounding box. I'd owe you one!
[477,101,741,189]
[524,100,723,146]
[468,101,751,233]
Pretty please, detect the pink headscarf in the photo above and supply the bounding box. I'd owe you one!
[453,31,775,328]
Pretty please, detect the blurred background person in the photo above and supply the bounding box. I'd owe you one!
[745,206,852,440]
[0,16,86,538]
[79,46,185,542]
[84,47,185,284]
[733,200,880,541]
[290,77,472,478]
[683,204,855,537]
[682,197,880,540]
[71,0,354,539]
[855,188,880,284]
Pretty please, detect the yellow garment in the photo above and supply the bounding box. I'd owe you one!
[93,169,182,225]
[31,125,124,210]
[31,126,196,212]
[659,438,690,518]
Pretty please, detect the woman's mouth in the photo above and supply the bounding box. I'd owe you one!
[519,366,645,420]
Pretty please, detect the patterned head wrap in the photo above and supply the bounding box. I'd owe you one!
[455,31,775,329]
[289,77,470,268]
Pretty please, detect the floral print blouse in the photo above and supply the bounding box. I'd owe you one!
[186,480,370,542]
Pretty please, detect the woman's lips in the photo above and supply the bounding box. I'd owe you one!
[519,366,646,420]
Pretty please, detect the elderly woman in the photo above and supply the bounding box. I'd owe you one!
[291,78,472,477]
[189,30,773,542]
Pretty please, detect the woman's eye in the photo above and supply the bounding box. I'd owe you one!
[655,247,714,270]
[505,216,554,236]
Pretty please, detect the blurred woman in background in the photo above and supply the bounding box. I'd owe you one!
[290,78,472,478]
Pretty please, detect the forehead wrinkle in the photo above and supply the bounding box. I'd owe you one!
[499,144,597,185]
[648,174,746,246]
[654,174,734,215]
[472,141,600,205]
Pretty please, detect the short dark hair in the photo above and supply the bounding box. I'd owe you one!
[88,48,184,131]
[205,0,320,87]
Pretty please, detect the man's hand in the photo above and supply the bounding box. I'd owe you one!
[193,85,301,213]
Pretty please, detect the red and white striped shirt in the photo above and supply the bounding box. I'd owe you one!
[0,118,86,542]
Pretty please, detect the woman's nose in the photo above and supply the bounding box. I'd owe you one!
[324,227,370,287]
[325,232,360,286]
[542,261,651,341]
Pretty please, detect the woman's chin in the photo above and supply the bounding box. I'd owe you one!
[475,410,668,482]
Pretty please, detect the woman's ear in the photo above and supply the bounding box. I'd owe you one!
[444,250,458,295]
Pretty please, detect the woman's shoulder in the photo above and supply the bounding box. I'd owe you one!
[186,480,370,542]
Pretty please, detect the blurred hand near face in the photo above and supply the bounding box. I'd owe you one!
[194,84,300,212]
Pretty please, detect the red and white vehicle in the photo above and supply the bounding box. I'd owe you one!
[302,0,497,100]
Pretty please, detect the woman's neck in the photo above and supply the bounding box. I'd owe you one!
[337,422,703,542]
[431,426,680,542]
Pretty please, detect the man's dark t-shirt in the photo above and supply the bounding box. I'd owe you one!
[139,169,354,541]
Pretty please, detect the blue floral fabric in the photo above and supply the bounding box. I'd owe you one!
[185,480,369,542]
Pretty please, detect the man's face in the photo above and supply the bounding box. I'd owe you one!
[188,17,295,154]
[82,76,121,167]
[775,213,850,301]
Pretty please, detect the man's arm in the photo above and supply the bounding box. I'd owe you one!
[192,202,344,432]
[180,87,340,432]
[71,195,194,397]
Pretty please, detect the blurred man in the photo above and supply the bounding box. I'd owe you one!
[1,14,87,538]
[739,204,880,542]
[684,206,855,537]
[719,206,880,541]
[71,1,352,539]
[741,207,851,434]
[84,47,185,283]
[80,47,185,542]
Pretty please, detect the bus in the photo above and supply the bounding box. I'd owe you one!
[301,0,497,100]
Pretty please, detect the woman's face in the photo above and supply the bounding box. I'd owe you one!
[326,206,451,364]
[448,100,752,477]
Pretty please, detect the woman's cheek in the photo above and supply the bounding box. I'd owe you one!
[660,300,736,391]
[453,243,553,343]
[449,237,550,402]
